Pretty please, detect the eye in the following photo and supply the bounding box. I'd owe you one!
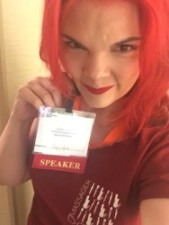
[63,40,84,50]
[112,44,138,54]
[119,44,132,52]
[120,44,137,52]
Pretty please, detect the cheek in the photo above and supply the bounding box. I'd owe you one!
[129,60,140,83]
[122,69,139,91]
[61,52,83,75]
[115,58,140,83]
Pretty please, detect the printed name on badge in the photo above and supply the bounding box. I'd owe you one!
[32,106,95,173]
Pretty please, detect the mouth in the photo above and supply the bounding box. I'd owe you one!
[84,84,114,95]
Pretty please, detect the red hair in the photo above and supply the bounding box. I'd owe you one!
[40,0,169,135]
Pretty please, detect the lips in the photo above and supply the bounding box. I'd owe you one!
[84,84,114,95]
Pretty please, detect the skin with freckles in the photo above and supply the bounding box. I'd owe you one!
[60,0,141,111]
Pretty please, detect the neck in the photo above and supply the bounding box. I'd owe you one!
[80,98,120,126]
[76,97,125,145]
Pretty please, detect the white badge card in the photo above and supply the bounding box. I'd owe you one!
[32,106,95,173]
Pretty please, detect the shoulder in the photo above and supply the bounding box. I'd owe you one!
[139,122,169,145]
[135,122,169,200]
[136,122,169,168]
[138,94,169,147]
[149,95,169,127]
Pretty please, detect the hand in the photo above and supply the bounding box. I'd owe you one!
[11,76,62,121]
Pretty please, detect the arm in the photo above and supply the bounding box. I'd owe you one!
[140,198,169,225]
[0,77,62,186]
[0,116,33,185]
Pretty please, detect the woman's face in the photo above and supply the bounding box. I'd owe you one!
[61,0,141,109]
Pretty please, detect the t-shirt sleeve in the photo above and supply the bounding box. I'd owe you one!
[137,125,169,202]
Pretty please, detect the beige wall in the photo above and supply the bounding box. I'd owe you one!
[0,1,46,224]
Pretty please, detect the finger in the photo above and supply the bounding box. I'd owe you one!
[18,85,44,110]
[34,77,62,106]
[27,81,55,107]
[37,76,58,93]
[52,89,62,107]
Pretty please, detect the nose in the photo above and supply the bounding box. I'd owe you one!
[82,53,111,81]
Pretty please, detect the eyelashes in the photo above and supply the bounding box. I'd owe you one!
[63,40,85,50]
[111,44,139,54]
[62,39,139,55]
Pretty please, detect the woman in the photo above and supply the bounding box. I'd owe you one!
[0,0,169,224]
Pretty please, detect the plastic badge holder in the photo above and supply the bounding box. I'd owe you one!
[32,105,95,174]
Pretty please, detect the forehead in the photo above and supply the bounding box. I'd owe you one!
[61,0,140,47]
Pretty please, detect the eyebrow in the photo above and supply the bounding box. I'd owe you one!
[61,33,141,48]
[114,37,142,46]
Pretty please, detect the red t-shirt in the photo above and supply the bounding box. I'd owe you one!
[27,124,169,225]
